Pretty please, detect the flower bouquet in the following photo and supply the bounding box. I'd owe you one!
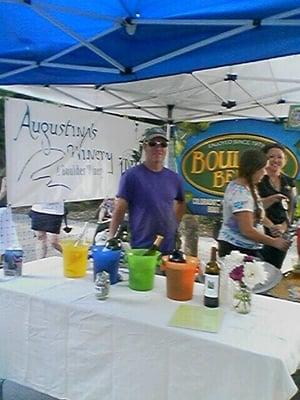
[229,254,268,314]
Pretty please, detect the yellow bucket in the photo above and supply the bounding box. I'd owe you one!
[61,239,89,278]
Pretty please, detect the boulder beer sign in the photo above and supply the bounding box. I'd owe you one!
[181,133,298,214]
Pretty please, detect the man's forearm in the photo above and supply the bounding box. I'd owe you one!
[108,198,127,239]
[174,201,185,222]
[108,214,123,239]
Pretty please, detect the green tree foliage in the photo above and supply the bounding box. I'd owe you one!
[174,121,211,157]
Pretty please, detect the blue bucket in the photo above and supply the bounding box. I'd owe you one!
[91,245,122,284]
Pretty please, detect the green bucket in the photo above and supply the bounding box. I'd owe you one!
[126,248,161,291]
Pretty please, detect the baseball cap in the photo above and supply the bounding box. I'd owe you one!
[143,127,169,142]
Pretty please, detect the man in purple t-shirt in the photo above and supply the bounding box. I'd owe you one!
[108,127,185,255]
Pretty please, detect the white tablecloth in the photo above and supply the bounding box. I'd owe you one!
[0,257,299,400]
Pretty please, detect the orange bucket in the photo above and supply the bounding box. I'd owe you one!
[161,256,201,301]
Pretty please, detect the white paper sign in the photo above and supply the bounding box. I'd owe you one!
[5,98,150,206]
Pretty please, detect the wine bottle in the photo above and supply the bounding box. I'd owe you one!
[104,223,127,251]
[169,231,186,263]
[204,246,220,308]
[143,234,164,256]
[104,237,122,251]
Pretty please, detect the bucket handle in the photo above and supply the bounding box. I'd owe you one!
[160,256,201,274]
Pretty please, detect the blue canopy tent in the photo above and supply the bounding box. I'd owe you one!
[1,0,300,86]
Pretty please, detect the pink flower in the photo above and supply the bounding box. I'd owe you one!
[229,265,244,281]
[243,255,254,262]
[228,251,268,290]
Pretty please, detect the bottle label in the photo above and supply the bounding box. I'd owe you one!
[204,274,219,298]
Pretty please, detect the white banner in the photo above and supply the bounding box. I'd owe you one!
[5,98,150,206]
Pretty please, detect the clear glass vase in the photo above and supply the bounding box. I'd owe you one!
[233,284,252,314]
[219,259,234,307]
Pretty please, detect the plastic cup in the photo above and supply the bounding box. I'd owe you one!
[126,248,161,291]
[61,239,89,278]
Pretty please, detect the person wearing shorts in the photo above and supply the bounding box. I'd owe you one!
[30,202,64,258]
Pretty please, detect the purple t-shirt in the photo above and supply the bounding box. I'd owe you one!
[117,163,184,254]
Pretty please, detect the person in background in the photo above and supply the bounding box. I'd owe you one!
[108,126,185,255]
[29,202,65,258]
[0,169,7,208]
[0,170,7,265]
[93,198,117,245]
[97,198,114,223]
[218,149,290,258]
[0,169,22,264]
[257,143,297,268]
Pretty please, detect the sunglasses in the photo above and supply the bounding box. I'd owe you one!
[147,140,168,148]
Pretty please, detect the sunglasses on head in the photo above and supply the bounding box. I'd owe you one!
[147,140,168,148]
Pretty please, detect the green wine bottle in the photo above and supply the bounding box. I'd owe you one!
[143,235,164,256]
[104,237,122,251]
[169,231,186,263]
[204,246,220,308]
